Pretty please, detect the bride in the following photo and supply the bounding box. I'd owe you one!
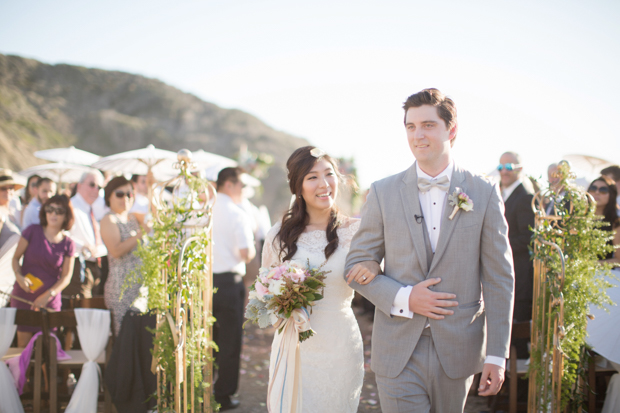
[262,146,378,412]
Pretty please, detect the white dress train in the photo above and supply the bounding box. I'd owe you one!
[263,220,364,413]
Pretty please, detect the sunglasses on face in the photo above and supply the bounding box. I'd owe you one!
[497,163,521,171]
[588,185,610,194]
[87,182,101,189]
[114,191,134,199]
[45,205,66,215]
[0,186,13,192]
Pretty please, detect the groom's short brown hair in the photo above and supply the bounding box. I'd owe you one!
[403,88,457,145]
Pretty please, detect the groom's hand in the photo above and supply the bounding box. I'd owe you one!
[408,278,458,319]
[478,363,505,396]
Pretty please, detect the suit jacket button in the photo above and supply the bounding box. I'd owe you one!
[400,309,403,313]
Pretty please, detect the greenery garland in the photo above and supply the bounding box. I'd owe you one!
[125,170,217,412]
[529,162,616,411]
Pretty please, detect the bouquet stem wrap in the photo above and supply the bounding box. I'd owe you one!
[267,308,312,413]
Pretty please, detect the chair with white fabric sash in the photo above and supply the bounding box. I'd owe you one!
[1,308,49,413]
[48,308,113,413]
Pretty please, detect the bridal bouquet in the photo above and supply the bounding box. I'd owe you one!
[245,260,328,342]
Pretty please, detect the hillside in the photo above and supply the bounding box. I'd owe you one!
[0,53,308,217]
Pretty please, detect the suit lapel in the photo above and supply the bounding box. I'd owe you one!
[400,165,429,276]
[428,164,467,274]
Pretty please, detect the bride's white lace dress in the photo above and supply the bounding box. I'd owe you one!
[262,219,364,413]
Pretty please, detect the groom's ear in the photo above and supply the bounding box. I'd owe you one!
[449,122,458,147]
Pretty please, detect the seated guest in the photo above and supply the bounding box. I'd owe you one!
[10,195,76,346]
[21,178,57,230]
[0,169,24,228]
[588,176,620,264]
[101,176,143,335]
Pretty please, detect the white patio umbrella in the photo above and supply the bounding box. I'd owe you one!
[19,163,101,186]
[91,144,178,180]
[34,146,101,166]
[562,154,615,178]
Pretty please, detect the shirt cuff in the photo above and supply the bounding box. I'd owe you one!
[485,356,506,369]
[390,285,414,318]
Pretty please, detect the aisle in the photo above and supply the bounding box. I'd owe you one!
[236,306,489,413]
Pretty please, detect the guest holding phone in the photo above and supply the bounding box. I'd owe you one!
[11,195,76,346]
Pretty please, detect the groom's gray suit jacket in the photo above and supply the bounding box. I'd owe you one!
[345,163,515,380]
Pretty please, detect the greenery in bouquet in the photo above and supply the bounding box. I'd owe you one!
[123,170,217,411]
[530,161,616,411]
[245,260,329,342]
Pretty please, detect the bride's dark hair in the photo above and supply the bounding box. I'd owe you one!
[277,146,354,262]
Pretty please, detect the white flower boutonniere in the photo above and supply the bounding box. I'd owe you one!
[448,188,473,220]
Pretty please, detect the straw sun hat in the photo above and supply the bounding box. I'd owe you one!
[0,169,25,190]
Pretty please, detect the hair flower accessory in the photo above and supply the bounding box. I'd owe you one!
[448,188,473,220]
[310,147,326,158]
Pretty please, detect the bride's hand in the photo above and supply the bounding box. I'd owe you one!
[346,261,381,285]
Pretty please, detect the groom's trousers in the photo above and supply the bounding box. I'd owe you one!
[375,328,474,413]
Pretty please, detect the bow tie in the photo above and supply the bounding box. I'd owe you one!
[417,175,450,193]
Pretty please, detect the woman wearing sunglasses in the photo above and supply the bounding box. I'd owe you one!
[11,195,76,346]
[100,176,144,335]
[588,176,620,264]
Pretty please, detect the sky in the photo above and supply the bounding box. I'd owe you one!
[1,0,619,188]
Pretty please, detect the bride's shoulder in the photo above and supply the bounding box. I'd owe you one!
[265,221,282,243]
[338,217,361,234]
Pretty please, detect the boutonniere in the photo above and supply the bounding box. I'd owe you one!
[448,188,473,220]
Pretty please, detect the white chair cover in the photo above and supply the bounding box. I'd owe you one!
[602,361,620,413]
[64,309,111,413]
[0,233,20,308]
[0,307,25,413]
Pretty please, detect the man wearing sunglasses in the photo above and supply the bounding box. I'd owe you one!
[21,177,57,230]
[498,152,535,364]
[66,171,108,299]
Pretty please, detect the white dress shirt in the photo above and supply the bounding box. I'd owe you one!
[69,193,108,259]
[212,193,255,274]
[389,161,505,368]
[21,198,41,230]
[501,178,522,202]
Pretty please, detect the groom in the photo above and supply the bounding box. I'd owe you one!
[345,88,515,412]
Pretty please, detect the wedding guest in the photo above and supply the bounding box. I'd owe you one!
[0,215,20,308]
[20,175,40,208]
[588,176,620,264]
[66,172,107,299]
[11,195,76,346]
[498,152,535,358]
[101,176,143,335]
[601,165,620,208]
[545,162,566,215]
[129,174,150,218]
[21,178,57,230]
[212,167,256,410]
[0,169,24,228]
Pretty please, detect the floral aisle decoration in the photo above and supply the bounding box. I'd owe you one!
[530,161,616,411]
[125,167,217,412]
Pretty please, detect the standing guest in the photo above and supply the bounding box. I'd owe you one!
[588,176,620,264]
[601,165,620,208]
[545,162,565,215]
[0,216,20,308]
[129,174,150,218]
[0,169,24,228]
[101,176,143,335]
[212,167,256,411]
[11,195,75,346]
[66,172,107,298]
[20,175,40,209]
[21,178,57,230]
[498,151,535,358]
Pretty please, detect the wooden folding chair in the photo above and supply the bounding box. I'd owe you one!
[2,309,50,413]
[48,309,113,413]
[490,321,531,413]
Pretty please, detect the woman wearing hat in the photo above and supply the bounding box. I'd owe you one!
[0,169,24,228]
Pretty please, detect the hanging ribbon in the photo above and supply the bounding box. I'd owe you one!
[267,308,312,413]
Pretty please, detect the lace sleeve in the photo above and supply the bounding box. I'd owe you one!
[261,222,283,269]
[339,219,361,250]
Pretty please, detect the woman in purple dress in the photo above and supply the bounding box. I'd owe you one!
[11,194,76,346]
